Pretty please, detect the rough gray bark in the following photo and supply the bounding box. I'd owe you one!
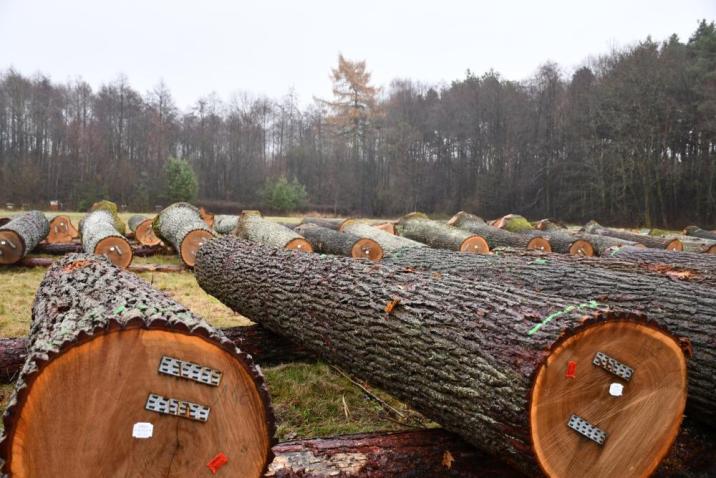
[684,226,716,242]
[602,246,716,285]
[0,211,49,260]
[294,224,383,260]
[79,210,128,255]
[383,246,715,420]
[236,212,311,251]
[449,212,549,250]
[396,213,488,252]
[584,221,682,250]
[300,217,351,231]
[153,202,214,265]
[341,223,426,254]
[194,236,668,476]
[214,215,239,235]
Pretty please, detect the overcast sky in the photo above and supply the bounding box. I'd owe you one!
[1,0,714,110]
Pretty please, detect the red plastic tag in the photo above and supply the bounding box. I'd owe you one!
[565,361,577,379]
[207,453,228,474]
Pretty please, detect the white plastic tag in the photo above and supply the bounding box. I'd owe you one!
[132,422,154,439]
[609,383,624,397]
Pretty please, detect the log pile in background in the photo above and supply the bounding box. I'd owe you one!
[300,217,352,231]
[448,211,551,252]
[213,214,239,235]
[80,204,133,268]
[153,202,214,266]
[585,220,683,251]
[396,212,489,253]
[127,214,161,246]
[196,236,688,478]
[46,215,79,243]
[0,211,49,265]
[236,211,312,252]
[0,254,274,477]
[533,217,644,256]
[342,221,426,254]
[294,223,383,260]
[493,214,595,256]
[684,226,716,242]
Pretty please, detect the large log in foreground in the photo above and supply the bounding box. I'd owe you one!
[383,246,715,420]
[0,211,49,265]
[80,209,133,268]
[396,212,490,253]
[196,236,688,478]
[604,246,716,286]
[448,211,551,252]
[342,222,426,254]
[46,215,79,243]
[153,202,215,267]
[128,214,161,246]
[584,221,683,251]
[237,211,313,252]
[294,223,383,260]
[0,254,274,477]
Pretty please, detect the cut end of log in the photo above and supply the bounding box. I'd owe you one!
[350,238,384,260]
[665,239,683,252]
[527,237,552,252]
[180,229,215,267]
[1,327,273,478]
[530,320,687,478]
[135,219,162,247]
[459,235,490,253]
[0,230,25,265]
[94,236,133,269]
[284,238,313,253]
[47,215,78,243]
[569,239,595,257]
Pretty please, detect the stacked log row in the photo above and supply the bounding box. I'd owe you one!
[300,217,352,231]
[0,254,274,478]
[213,215,239,235]
[532,217,643,256]
[341,222,425,254]
[666,235,716,254]
[80,207,133,268]
[153,202,215,266]
[196,236,688,478]
[395,212,489,253]
[236,211,312,252]
[294,223,383,260]
[684,226,716,242]
[383,246,714,420]
[492,214,594,256]
[584,221,683,251]
[46,215,79,243]
[0,211,49,265]
[128,214,162,247]
[448,211,551,252]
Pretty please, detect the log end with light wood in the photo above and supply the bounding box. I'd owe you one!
[81,209,133,268]
[527,236,552,252]
[397,212,489,253]
[568,239,594,256]
[180,229,214,265]
[450,211,551,252]
[47,215,79,243]
[128,215,162,247]
[153,203,216,267]
[237,211,313,253]
[294,223,383,260]
[0,211,50,265]
[94,235,134,268]
[0,230,24,265]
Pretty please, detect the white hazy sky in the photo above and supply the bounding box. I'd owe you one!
[1,0,714,110]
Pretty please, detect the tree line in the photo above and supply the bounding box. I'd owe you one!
[0,20,714,227]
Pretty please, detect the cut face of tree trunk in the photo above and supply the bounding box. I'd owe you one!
[341,222,425,254]
[153,202,215,267]
[195,236,688,478]
[584,221,683,251]
[535,229,595,256]
[80,210,133,268]
[213,214,239,235]
[0,254,274,478]
[684,226,716,242]
[660,234,716,254]
[128,215,162,247]
[46,215,79,243]
[448,212,551,252]
[396,212,489,253]
[572,232,644,256]
[236,211,312,252]
[294,224,383,260]
[0,211,49,265]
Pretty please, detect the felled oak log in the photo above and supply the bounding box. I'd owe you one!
[153,202,215,267]
[128,214,161,246]
[448,211,551,252]
[396,212,489,253]
[214,215,239,235]
[584,221,683,251]
[196,236,688,478]
[342,222,425,254]
[80,209,133,268]
[684,226,716,242]
[294,224,383,260]
[0,211,49,265]
[236,211,312,252]
[46,215,79,243]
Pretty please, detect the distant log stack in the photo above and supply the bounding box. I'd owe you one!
[153,202,215,267]
[341,222,426,254]
[532,218,642,256]
[196,236,688,478]
[396,212,489,253]
[448,211,551,251]
[0,254,274,477]
[46,215,79,243]
[584,220,683,251]
[213,215,239,235]
[300,217,352,231]
[492,214,594,256]
[0,211,49,265]
[80,205,133,268]
[664,235,716,254]
[127,214,161,247]
[236,211,312,252]
[383,246,714,419]
[684,226,716,242]
[294,223,383,260]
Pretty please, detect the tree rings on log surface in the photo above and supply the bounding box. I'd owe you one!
[284,238,313,253]
[569,239,594,257]
[134,219,162,247]
[94,236,133,269]
[1,327,272,478]
[527,237,552,252]
[458,235,490,253]
[47,215,78,243]
[350,238,384,260]
[180,229,215,267]
[0,230,24,265]
[665,239,684,252]
[531,320,687,478]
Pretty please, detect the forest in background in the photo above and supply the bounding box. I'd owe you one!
[0,20,714,227]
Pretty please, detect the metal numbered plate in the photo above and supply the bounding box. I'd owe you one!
[158,355,222,387]
[568,414,607,445]
[592,351,634,381]
[145,393,211,422]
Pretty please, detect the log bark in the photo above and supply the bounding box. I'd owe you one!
[17,256,186,273]
[383,246,714,420]
[448,212,551,252]
[80,210,133,268]
[46,215,79,243]
[236,211,313,252]
[294,224,383,260]
[196,236,688,478]
[602,246,716,286]
[341,222,425,254]
[396,213,489,253]
[0,211,49,265]
[533,219,567,231]
[153,202,215,267]
[0,253,274,478]
[32,242,172,257]
[684,226,716,241]
[267,429,523,478]
[666,235,716,254]
[214,214,239,234]
[572,232,644,256]
[584,221,683,251]
[300,217,352,231]
[128,214,162,246]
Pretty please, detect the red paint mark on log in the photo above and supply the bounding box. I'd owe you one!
[565,361,577,379]
[207,452,228,474]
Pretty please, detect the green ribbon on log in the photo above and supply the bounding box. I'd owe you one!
[527,300,601,336]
